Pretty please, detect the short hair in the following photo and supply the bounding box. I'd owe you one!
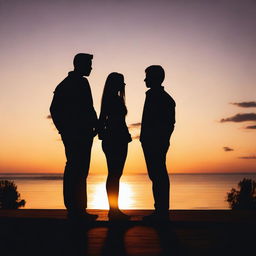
[145,65,165,83]
[73,53,93,67]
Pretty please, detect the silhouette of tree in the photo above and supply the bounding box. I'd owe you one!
[0,180,26,209]
[226,178,256,210]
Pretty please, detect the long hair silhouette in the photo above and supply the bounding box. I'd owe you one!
[100,72,127,117]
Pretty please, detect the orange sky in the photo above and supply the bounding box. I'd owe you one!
[0,0,255,174]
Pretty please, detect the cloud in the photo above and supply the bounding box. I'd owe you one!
[245,125,256,129]
[47,115,52,119]
[129,123,141,139]
[231,101,256,108]
[129,122,141,128]
[238,156,256,160]
[220,113,256,123]
[223,147,234,152]
[128,123,141,139]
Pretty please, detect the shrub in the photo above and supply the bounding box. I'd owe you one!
[0,180,26,209]
[226,178,256,210]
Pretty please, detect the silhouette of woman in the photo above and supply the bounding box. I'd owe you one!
[99,72,132,220]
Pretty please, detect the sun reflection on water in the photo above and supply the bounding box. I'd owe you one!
[89,182,134,209]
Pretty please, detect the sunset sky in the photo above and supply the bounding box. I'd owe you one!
[1,0,255,174]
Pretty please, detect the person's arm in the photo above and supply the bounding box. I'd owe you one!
[87,84,98,134]
[98,106,107,140]
[78,79,99,135]
[158,95,175,141]
[49,87,67,134]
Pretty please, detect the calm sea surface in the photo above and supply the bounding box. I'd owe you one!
[1,173,256,209]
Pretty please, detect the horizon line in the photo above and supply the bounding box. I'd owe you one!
[1,172,256,175]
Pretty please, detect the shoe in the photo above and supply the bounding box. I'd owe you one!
[67,211,98,221]
[142,211,169,222]
[84,211,98,221]
[108,209,130,221]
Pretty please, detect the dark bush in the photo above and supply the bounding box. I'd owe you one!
[0,180,26,209]
[227,178,256,210]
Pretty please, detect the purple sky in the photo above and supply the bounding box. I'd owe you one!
[0,0,255,173]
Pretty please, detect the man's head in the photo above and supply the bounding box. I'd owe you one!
[144,65,165,88]
[73,53,93,76]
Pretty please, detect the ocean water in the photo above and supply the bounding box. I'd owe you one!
[1,173,256,210]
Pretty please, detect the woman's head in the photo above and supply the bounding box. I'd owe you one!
[104,72,125,96]
[102,72,126,101]
[101,72,126,114]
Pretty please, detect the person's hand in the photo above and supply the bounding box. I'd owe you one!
[92,128,98,137]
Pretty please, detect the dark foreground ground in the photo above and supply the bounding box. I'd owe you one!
[0,210,255,256]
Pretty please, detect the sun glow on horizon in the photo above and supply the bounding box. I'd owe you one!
[90,182,134,209]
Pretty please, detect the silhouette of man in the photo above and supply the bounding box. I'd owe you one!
[140,65,175,221]
[50,53,98,220]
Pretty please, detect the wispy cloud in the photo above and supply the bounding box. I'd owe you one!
[220,113,256,123]
[128,123,141,139]
[231,101,256,108]
[129,122,141,128]
[238,156,256,160]
[223,147,234,152]
[245,125,256,129]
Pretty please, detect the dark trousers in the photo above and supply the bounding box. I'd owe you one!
[142,141,170,213]
[61,135,93,213]
[102,140,128,210]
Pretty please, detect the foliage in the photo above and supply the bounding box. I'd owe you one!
[226,178,256,210]
[0,180,26,209]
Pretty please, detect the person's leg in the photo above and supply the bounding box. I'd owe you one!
[152,146,170,214]
[62,137,75,211]
[62,136,93,214]
[103,141,128,210]
[75,139,92,211]
[142,142,170,217]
